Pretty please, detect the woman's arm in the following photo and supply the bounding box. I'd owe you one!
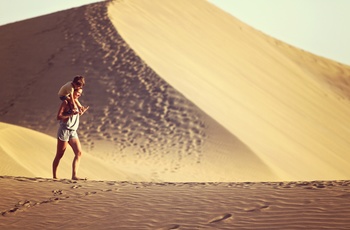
[56,101,71,121]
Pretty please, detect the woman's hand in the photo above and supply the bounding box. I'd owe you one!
[79,106,90,115]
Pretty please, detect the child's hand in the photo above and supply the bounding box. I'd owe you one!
[79,106,89,115]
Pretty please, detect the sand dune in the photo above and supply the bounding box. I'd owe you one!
[0,122,136,181]
[108,0,350,181]
[1,0,350,183]
[2,0,350,228]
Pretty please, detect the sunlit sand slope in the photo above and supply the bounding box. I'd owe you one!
[108,0,350,180]
[0,122,136,181]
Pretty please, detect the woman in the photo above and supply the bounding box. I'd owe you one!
[52,88,89,180]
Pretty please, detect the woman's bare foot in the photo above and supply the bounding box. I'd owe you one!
[71,176,86,180]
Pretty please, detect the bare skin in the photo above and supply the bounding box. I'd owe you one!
[69,82,83,114]
[53,138,82,180]
[52,89,89,180]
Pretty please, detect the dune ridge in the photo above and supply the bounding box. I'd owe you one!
[0,0,275,182]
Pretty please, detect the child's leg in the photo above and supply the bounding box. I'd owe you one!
[69,96,77,110]
[62,96,75,114]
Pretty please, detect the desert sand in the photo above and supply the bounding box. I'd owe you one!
[1,0,350,229]
[1,176,350,229]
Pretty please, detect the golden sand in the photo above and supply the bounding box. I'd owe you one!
[1,0,350,228]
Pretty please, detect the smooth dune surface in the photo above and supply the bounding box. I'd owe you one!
[108,0,350,181]
[0,122,134,181]
[1,0,350,228]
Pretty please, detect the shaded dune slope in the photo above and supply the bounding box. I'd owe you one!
[0,1,275,181]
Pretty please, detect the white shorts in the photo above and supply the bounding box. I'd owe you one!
[57,126,78,141]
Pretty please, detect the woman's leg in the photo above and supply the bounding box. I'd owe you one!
[68,138,83,180]
[52,139,68,179]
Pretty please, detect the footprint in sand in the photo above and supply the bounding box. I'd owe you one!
[246,204,270,212]
[84,191,97,196]
[208,213,233,224]
[1,200,38,216]
[52,189,64,196]
[158,224,180,230]
[1,207,20,216]
[71,185,82,189]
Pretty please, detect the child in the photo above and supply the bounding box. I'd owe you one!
[58,75,85,114]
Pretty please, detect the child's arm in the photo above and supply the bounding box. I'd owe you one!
[75,98,83,109]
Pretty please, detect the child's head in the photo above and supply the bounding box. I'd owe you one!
[72,75,85,89]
